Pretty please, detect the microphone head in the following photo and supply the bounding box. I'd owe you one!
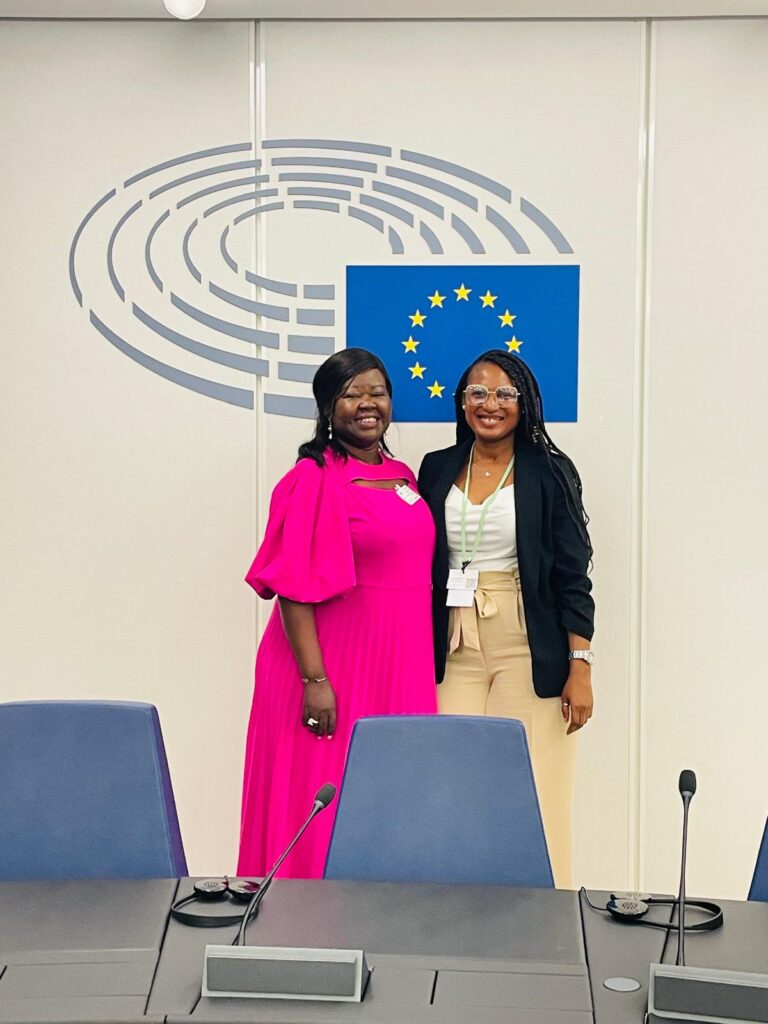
[314,783,336,809]
[679,770,697,798]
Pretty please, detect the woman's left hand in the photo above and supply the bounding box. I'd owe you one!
[561,668,593,734]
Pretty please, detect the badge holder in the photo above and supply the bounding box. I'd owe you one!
[446,567,478,608]
[394,483,421,505]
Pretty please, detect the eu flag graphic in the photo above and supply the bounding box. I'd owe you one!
[346,266,580,423]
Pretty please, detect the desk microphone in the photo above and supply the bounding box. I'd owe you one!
[676,769,696,966]
[234,783,336,946]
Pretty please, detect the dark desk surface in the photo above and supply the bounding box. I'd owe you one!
[582,890,768,1024]
[154,879,590,1024]
[0,878,177,1023]
[1,878,766,1024]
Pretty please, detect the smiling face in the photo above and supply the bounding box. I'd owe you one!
[463,360,521,443]
[331,368,392,449]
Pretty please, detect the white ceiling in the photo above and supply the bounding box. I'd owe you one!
[1,0,767,18]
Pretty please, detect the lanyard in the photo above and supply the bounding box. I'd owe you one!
[460,444,515,571]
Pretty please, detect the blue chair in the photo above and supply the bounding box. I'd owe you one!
[325,715,553,887]
[0,701,187,880]
[748,818,768,901]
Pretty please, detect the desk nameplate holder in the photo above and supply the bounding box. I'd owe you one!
[203,945,370,1001]
[648,963,768,1024]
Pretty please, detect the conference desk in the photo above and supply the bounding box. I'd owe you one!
[0,877,766,1023]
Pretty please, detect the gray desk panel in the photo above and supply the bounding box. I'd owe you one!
[151,879,588,1021]
[0,878,177,954]
[0,959,156,997]
[370,955,588,975]
[363,966,435,1004]
[0,994,161,1023]
[581,890,670,1024]
[1,950,159,967]
[177,965,436,1022]
[0,878,177,1024]
[177,999,592,1024]
[171,979,593,1024]
[434,970,592,1011]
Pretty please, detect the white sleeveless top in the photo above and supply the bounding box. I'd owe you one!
[445,484,518,571]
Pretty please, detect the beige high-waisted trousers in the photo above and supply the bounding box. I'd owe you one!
[438,569,574,888]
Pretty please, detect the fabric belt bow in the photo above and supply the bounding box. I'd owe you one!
[448,571,521,654]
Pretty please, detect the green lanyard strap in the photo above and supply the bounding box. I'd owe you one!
[460,443,515,571]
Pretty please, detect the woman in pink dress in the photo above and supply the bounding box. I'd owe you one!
[238,348,437,878]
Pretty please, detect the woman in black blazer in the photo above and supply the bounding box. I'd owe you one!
[417,349,594,886]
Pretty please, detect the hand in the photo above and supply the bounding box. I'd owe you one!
[561,667,593,735]
[303,679,337,738]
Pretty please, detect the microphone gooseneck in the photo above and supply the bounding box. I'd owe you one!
[676,769,697,966]
[235,783,336,946]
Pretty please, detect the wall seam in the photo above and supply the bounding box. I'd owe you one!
[628,16,655,890]
[251,18,269,642]
[638,17,656,892]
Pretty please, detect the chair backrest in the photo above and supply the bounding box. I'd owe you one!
[0,701,187,880]
[324,715,553,887]
[748,818,768,901]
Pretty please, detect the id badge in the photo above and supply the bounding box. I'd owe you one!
[394,483,421,505]
[446,567,478,608]
[447,568,479,591]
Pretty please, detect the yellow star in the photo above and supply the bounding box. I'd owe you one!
[454,283,471,301]
[401,336,419,353]
[409,309,427,327]
[428,290,446,308]
[427,380,445,398]
[479,290,497,308]
[409,362,427,379]
[498,309,516,327]
[505,337,523,353]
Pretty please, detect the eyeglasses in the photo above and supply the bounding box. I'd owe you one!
[463,384,520,407]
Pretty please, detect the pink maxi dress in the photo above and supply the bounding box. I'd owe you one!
[238,449,437,878]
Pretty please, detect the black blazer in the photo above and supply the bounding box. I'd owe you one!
[417,438,594,698]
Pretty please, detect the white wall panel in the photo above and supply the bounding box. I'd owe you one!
[260,19,646,887]
[643,19,768,898]
[0,20,256,874]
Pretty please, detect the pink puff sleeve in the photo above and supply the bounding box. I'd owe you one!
[245,457,356,603]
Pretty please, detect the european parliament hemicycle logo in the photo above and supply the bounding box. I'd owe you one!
[69,139,579,421]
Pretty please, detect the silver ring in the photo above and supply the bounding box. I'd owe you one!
[307,717,319,727]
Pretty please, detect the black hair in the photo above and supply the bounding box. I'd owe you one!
[454,349,593,562]
[297,348,394,466]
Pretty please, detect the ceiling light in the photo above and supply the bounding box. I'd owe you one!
[163,0,206,19]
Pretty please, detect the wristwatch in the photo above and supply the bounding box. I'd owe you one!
[568,649,594,666]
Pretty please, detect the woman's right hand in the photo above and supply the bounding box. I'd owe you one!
[303,679,337,738]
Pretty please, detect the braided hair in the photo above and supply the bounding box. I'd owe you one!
[454,349,593,562]
[297,348,394,466]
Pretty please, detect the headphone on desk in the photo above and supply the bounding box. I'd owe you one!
[594,890,723,932]
[170,877,261,928]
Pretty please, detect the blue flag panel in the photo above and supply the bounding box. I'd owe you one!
[346,265,580,423]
